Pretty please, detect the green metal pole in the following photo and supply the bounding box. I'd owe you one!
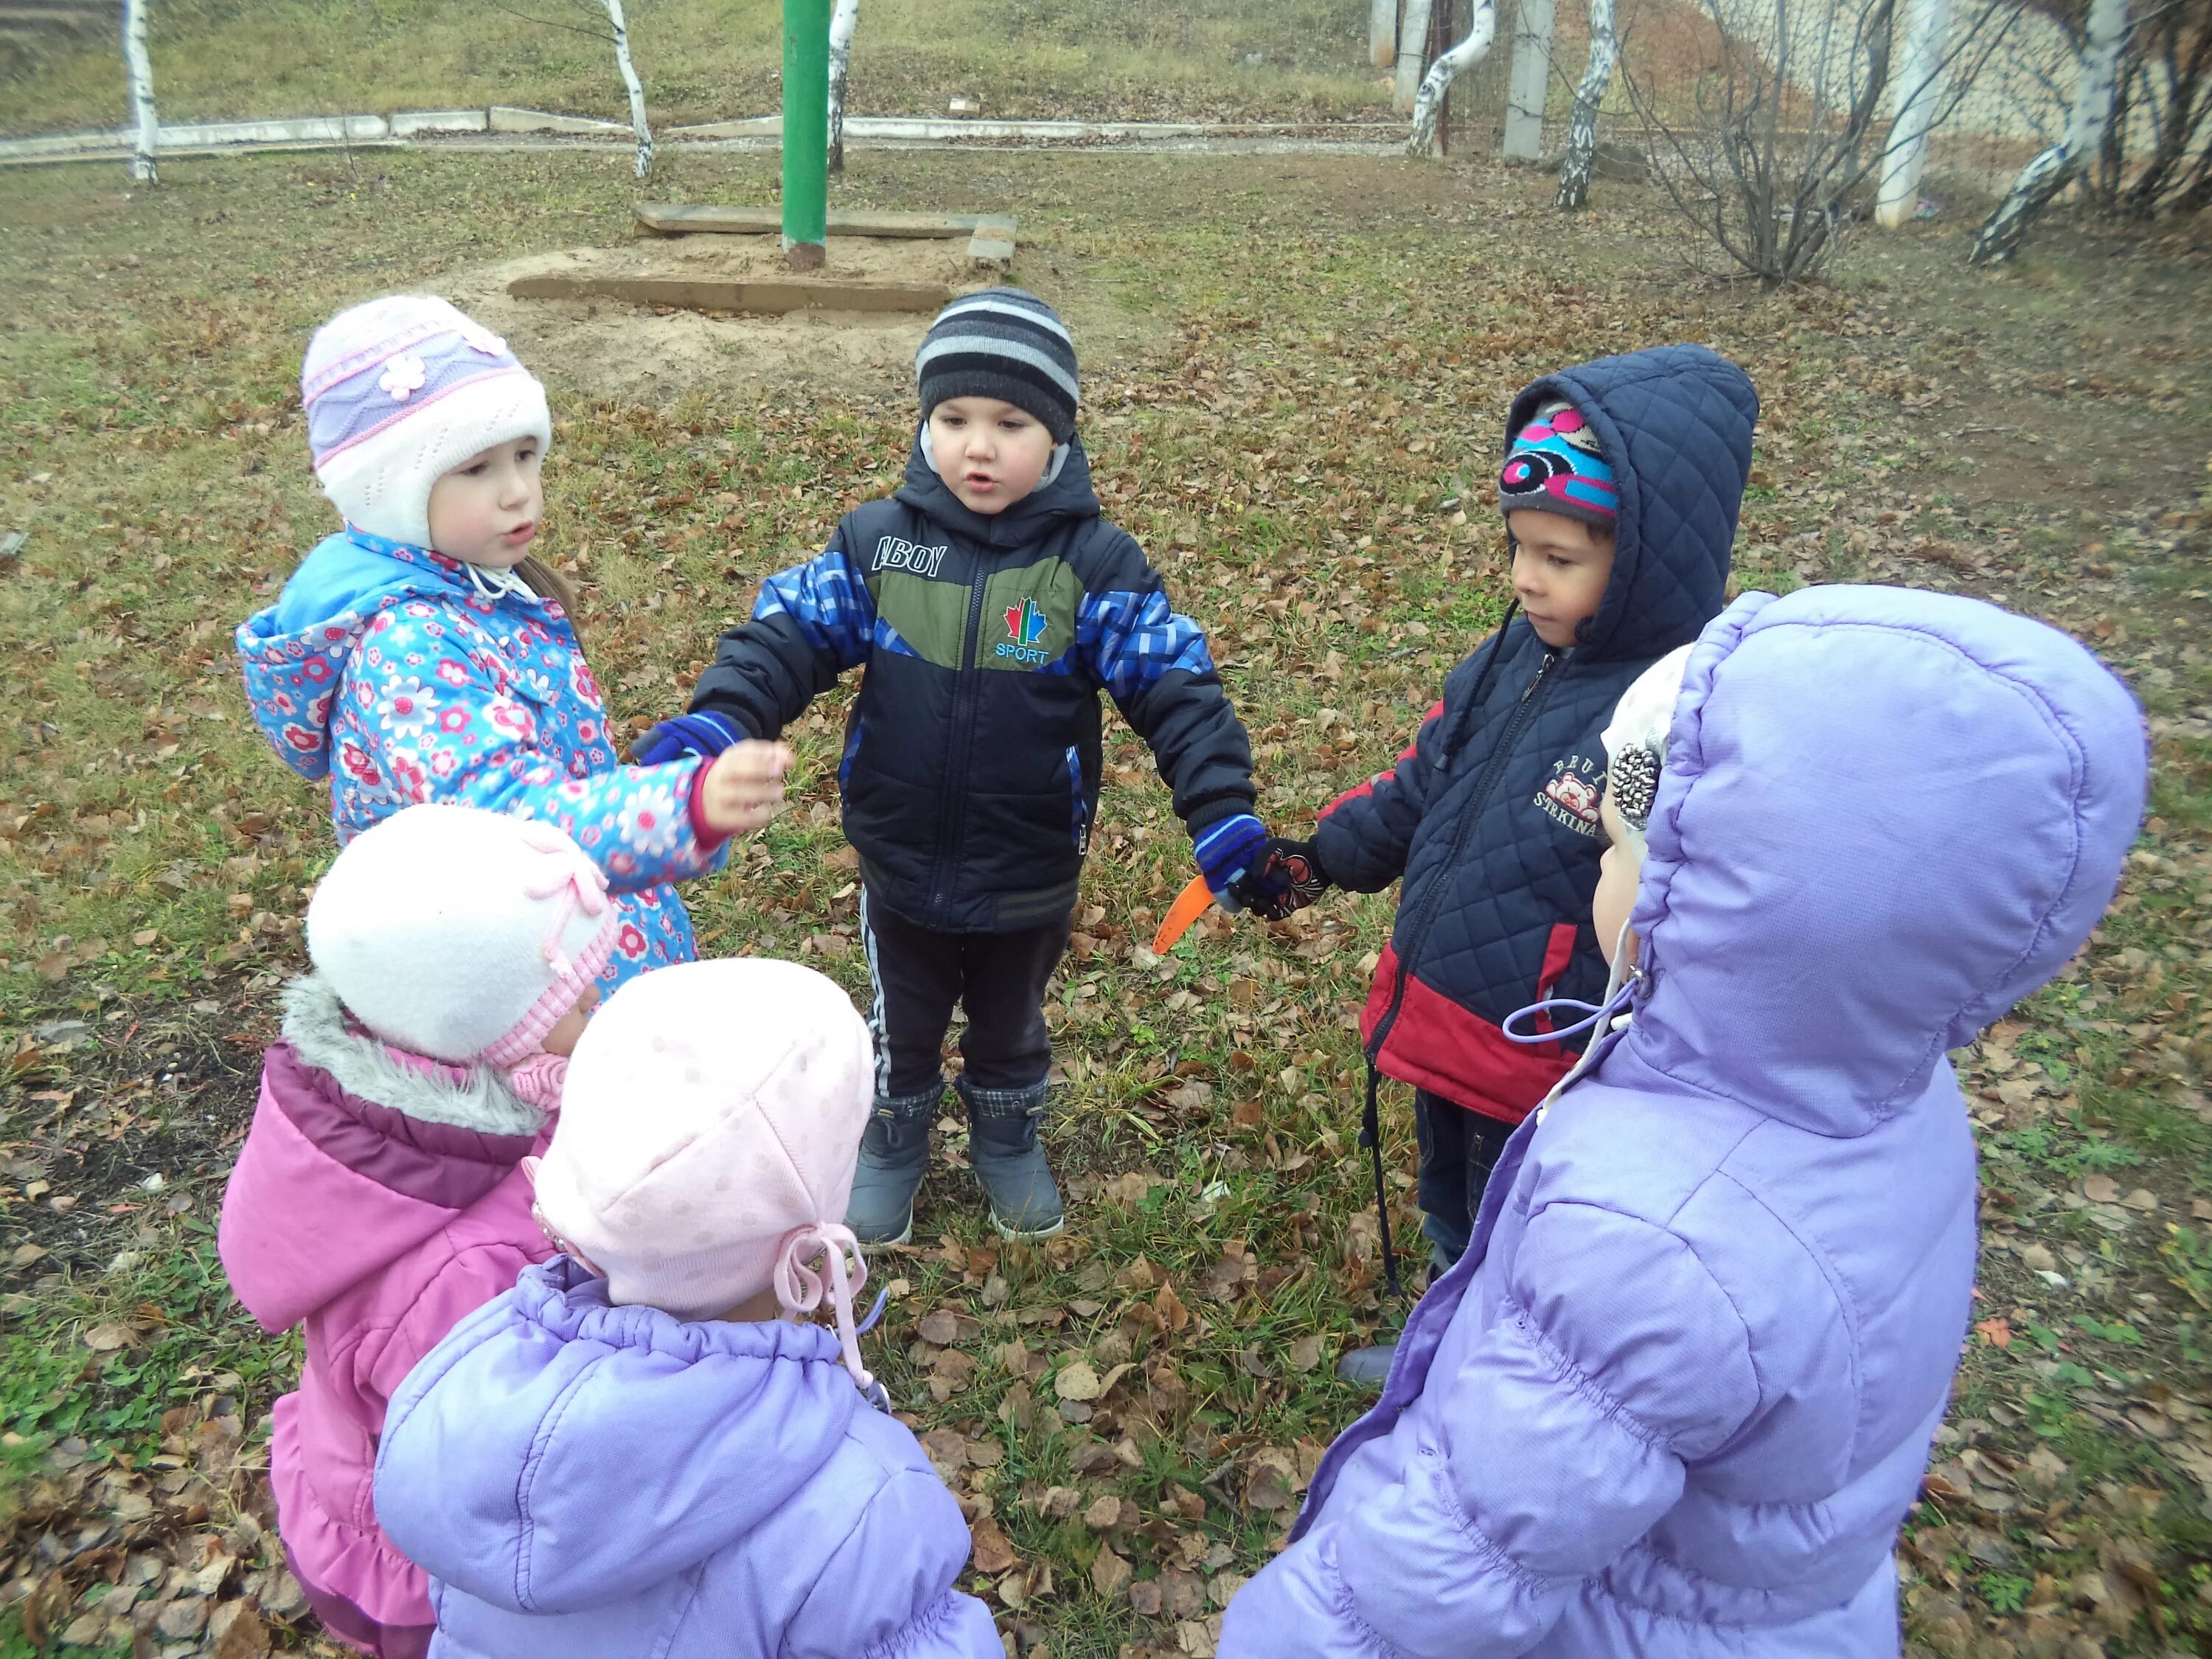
[782,0,830,268]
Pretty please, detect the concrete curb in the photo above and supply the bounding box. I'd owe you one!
[0,106,1405,167]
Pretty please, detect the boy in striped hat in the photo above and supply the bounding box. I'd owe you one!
[643,288,1296,1244]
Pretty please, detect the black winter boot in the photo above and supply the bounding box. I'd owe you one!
[847,1086,939,1245]
[960,1077,1064,1240]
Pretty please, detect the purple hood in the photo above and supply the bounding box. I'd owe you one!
[1632,583,2145,1133]
[374,1259,999,1658]
[1222,585,2144,1658]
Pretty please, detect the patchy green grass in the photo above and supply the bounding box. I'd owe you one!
[4,148,2211,1655]
[1,0,1392,137]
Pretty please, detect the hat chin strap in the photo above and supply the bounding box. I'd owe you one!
[465,561,538,602]
[504,1051,568,1111]
[774,1222,887,1403]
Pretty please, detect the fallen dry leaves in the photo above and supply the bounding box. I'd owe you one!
[5,145,2212,1659]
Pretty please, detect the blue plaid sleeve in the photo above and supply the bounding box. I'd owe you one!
[754,549,876,672]
[1077,589,1216,704]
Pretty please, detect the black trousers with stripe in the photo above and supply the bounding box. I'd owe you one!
[860,889,1070,1102]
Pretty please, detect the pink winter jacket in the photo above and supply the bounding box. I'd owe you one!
[218,975,555,1647]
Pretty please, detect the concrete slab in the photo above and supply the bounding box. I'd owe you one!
[487,105,629,136]
[390,108,490,137]
[661,117,782,139]
[506,272,951,314]
[0,128,125,160]
[161,114,390,147]
[0,109,1402,169]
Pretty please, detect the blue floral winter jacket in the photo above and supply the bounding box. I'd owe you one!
[237,531,723,990]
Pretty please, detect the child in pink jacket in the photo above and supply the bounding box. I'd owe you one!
[220,803,619,1658]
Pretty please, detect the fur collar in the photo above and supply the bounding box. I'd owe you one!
[280,974,546,1137]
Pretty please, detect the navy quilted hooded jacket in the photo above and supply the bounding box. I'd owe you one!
[1317,344,1757,1124]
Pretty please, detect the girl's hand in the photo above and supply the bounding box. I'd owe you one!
[699,741,794,836]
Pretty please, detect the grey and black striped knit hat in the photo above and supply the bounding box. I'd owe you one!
[914,288,1079,442]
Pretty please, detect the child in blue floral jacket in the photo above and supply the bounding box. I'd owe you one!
[238,296,789,995]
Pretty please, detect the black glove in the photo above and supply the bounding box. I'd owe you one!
[1228,838,1330,921]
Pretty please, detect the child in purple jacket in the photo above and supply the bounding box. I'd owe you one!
[221,804,619,1658]
[373,957,1001,1659]
[1222,585,2145,1658]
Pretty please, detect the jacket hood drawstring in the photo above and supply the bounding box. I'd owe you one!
[1503,915,1642,1122]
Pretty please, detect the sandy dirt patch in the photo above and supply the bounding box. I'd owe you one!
[442,229,1102,405]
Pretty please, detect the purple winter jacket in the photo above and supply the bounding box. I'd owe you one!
[1222,585,2146,1658]
[371,1257,1001,1659]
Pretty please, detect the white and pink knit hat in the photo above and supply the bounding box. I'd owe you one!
[306,804,616,1071]
[302,294,551,551]
[529,959,880,1388]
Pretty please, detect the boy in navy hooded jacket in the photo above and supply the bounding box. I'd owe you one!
[1270,345,1758,1357]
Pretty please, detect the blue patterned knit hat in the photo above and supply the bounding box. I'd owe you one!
[914,288,1079,441]
[1499,398,1617,529]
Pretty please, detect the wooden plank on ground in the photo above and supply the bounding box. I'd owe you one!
[505,273,951,313]
[636,203,1016,242]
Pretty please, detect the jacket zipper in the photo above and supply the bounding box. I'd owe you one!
[922,556,994,927]
[1066,745,1091,854]
[838,714,866,790]
[1363,647,1560,1069]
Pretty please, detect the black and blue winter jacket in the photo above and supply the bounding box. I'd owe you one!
[689,431,1256,933]
[1318,344,1758,1123]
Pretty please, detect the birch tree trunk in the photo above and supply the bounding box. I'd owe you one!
[1555,0,1618,206]
[1394,0,1436,112]
[1502,0,1554,159]
[602,0,653,178]
[122,0,157,184]
[1408,0,1496,151]
[1970,0,2129,261]
[827,0,858,173]
[1371,0,1399,69]
[1874,0,1952,226]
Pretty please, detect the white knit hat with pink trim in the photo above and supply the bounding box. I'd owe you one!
[529,959,880,1388]
[302,294,552,551]
[306,804,616,1069]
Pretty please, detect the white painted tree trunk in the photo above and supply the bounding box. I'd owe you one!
[1408,1,1497,153]
[1394,0,1436,113]
[122,0,157,184]
[828,0,858,172]
[1970,0,2129,260]
[1501,0,1554,160]
[1875,0,1952,226]
[1370,0,1399,69]
[2063,0,2129,155]
[1554,0,1617,206]
[602,0,653,178]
